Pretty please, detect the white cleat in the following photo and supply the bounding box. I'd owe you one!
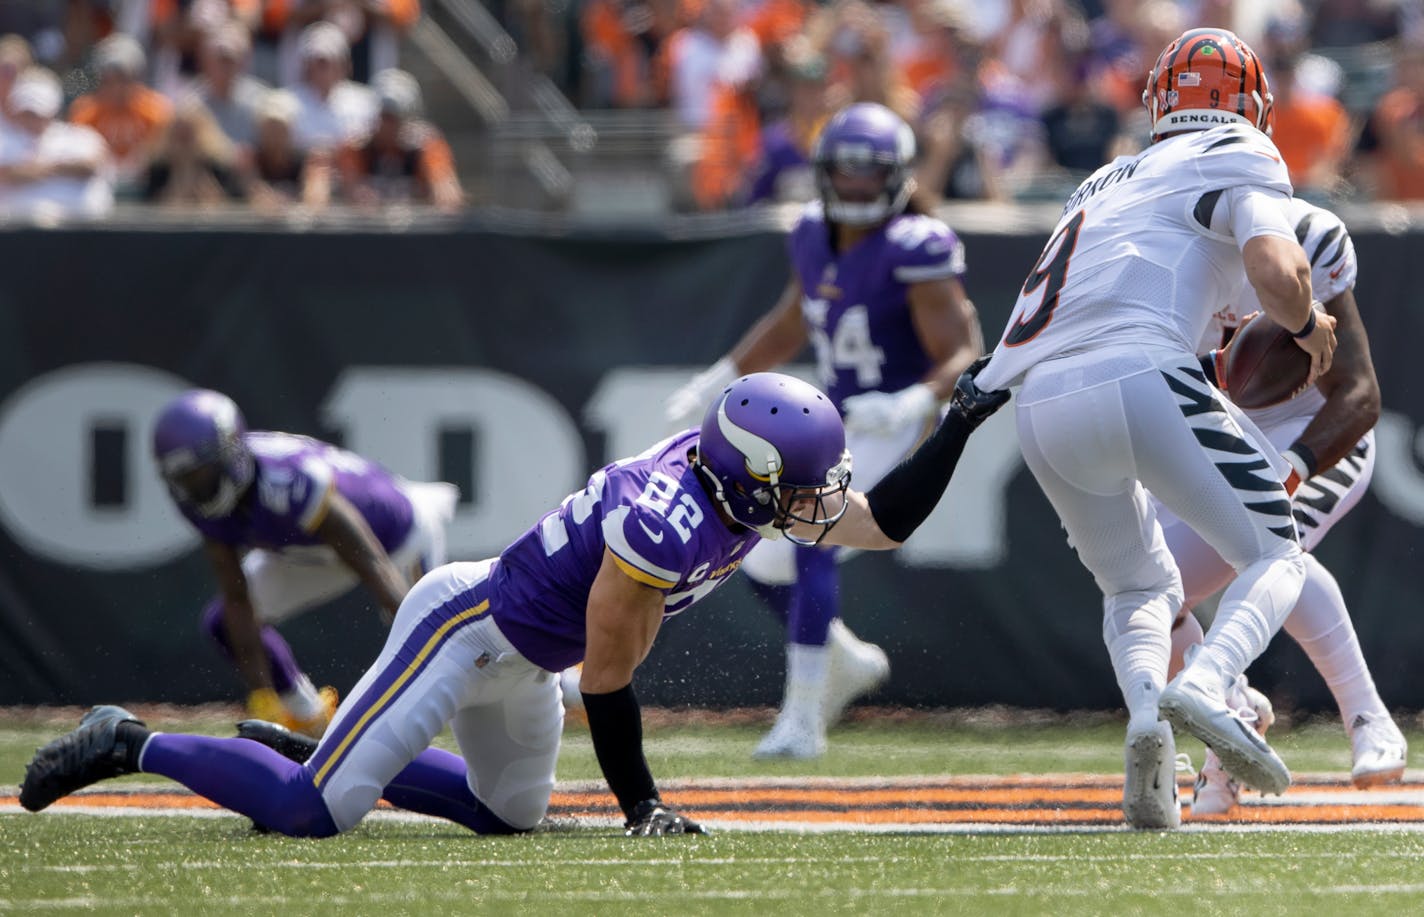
[753,707,827,760]
[1191,747,1240,817]
[1349,714,1408,788]
[1123,719,1181,830]
[823,619,890,726]
[1159,669,1291,796]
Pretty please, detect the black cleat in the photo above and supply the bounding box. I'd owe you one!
[236,719,318,763]
[19,705,147,812]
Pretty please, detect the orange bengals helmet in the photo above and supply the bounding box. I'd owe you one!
[1142,28,1273,142]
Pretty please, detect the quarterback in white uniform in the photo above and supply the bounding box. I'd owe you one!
[975,28,1338,829]
[1165,198,1407,814]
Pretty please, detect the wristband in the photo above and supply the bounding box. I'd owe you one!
[1283,442,1319,479]
[1291,306,1318,339]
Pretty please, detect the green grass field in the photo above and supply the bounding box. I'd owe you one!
[4,708,1423,915]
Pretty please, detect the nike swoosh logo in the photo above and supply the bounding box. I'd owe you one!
[638,520,664,544]
[1329,264,1346,279]
[1255,150,1282,163]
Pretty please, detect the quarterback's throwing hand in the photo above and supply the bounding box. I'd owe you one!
[625,799,707,837]
[950,356,1010,428]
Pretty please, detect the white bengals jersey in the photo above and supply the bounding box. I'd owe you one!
[976,125,1293,392]
[1204,199,1359,430]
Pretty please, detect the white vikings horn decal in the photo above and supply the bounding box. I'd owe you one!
[716,393,783,482]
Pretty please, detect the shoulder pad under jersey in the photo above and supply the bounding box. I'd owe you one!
[886,214,967,284]
[1286,199,1357,301]
[601,503,684,591]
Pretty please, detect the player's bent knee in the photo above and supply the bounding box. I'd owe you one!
[488,784,553,832]
[262,770,342,838]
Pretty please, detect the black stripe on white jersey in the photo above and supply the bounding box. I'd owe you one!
[1292,440,1370,537]
[1162,365,1297,542]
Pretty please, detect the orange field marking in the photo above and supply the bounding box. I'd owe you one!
[5,774,1422,828]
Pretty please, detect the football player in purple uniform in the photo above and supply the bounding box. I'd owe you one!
[20,368,1006,837]
[665,102,984,758]
[151,390,458,737]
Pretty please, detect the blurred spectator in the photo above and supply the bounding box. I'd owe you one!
[663,0,762,130]
[289,21,376,151]
[336,68,462,211]
[988,0,1076,111]
[916,83,1003,201]
[1361,40,1424,200]
[580,0,683,109]
[148,0,260,95]
[0,66,115,220]
[899,0,975,101]
[241,87,331,211]
[142,95,247,206]
[68,34,173,186]
[687,75,761,210]
[1267,54,1351,194]
[0,35,34,130]
[817,0,919,122]
[280,0,420,85]
[743,49,830,205]
[1039,54,1124,174]
[193,20,270,149]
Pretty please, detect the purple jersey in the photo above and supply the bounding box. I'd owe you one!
[789,201,967,408]
[491,430,757,672]
[182,432,414,554]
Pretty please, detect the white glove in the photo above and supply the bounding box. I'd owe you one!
[841,383,936,435]
[665,357,737,429]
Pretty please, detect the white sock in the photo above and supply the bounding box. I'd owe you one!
[783,643,830,717]
[1102,593,1173,727]
[1202,552,1305,681]
[1168,610,1204,681]
[1284,553,1390,729]
[282,675,325,720]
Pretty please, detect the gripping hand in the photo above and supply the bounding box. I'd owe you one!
[949,356,1010,428]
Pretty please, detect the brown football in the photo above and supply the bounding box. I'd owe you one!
[1221,313,1313,409]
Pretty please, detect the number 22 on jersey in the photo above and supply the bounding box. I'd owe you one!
[1005,210,1085,347]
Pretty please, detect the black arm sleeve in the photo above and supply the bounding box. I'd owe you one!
[581,683,659,819]
[864,409,975,544]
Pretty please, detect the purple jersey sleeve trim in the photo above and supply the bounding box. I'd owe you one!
[601,506,680,589]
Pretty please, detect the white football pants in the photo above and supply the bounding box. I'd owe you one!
[309,559,564,832]
[1015,351,1306,707]
[249,480,460,625]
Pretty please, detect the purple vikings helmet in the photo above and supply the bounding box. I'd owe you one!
[812,101,916,226]
[152,389,255,519]
[694,373,852,545]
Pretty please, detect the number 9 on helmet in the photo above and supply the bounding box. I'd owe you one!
[1142,28,1273,142]
[693,373,852,545]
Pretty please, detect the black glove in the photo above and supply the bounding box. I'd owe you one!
[949,355,1010,428]
[624,799,707,837]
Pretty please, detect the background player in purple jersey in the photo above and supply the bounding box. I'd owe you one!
[20,368,1007,837]
[665,102,985,759]
[152,389,458,737]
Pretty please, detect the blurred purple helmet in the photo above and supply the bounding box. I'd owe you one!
[694,373,851,545]
[152,389,254,518]
[812,102,916,226]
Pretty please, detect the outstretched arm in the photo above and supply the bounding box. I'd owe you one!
[821,357,1009,550]
[314,490,409,626]
[204,539,270,691]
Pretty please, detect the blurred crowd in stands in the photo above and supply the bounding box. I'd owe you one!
[551,0,1424,210]
[0,0,461,219]
[1,0,1422,218]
